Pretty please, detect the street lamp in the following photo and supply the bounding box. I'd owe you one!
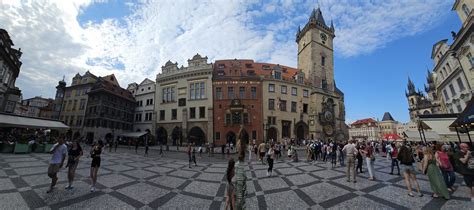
[263,120,268,144]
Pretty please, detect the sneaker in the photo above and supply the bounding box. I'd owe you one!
[90,187,95,192]
[408,193,414,197]
[353,180,357,183]
[65,186,73,190]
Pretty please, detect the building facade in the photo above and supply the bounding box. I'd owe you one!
[155,54,213,146]
[127,78,155,133]
[348,118,380,142]
[295,8,346,141]
[378,112,399,137]
[83,75,135,142]
[59,71,99,138]
[213,59,264,146]
[20,96,53,118]
[0,29,22,113]
[396,121,418,139]
[408,0,473,120]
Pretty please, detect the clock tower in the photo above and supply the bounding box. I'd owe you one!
[296,8,335,91]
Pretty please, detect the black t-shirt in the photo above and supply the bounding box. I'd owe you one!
[91,146,102,159]
[69,147,82,158]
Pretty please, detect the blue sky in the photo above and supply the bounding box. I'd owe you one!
[0,0,458,123]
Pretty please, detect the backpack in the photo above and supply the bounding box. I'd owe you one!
[398,146,414,164]
[437,152,452,171]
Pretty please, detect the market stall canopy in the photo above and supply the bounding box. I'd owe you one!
[0,113,68,129]
[119,132,148,138]
[402,131,440,142]
[383,134,400,140]
[450,97,474,128]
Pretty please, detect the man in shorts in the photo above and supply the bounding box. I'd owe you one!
[47,137,68,193]
[453,143,474,202]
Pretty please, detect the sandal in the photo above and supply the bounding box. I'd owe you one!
[408,193,414,197]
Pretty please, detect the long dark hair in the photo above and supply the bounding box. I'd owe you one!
[226,158,235,183]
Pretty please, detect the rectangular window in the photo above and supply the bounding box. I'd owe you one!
[321,56,325,66]
[159,110,165,121]
[215,132,221,140]
[281,85,287,94]
[200,82,205,99]
[216,87,222,99]
[291,87,297,96]
[225,113,231,125]
[178,98,186,106]
[274,71,281,80]
[171,87,175,102]
[172,109,177,120]
[79,99,86,110]
[252,130,257,139]
[269,84,275,92]
[232,112,241,124]
[443,89,449,100]
[199,106,205,118]
[239,87,245,99]
[190,83,195,100]
[267,116,276,125]
[243,113,249,124]
[468,53,474,68]
[228,87,234,99]
[139,101,143,106]
[291,101,297,112]
[280,100,287,111]
[251,87,257,99]
[303,89,309,97]
[268,99,275,110]
[72,100,77,111]
[457,78,465,91]
[303,103,308,113]
[449,84,456,96]
[190,107,196,119]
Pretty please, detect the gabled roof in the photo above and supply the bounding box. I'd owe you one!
[351,118,377,126]
[381,112,395,121]
[139,78,155,86]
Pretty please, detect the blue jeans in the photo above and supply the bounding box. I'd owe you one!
[390,159,400,174]
[442,170,455,188]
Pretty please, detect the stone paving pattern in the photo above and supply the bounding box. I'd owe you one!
[0,149,472,209]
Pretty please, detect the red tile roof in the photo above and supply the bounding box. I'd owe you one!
[351,118,377,126]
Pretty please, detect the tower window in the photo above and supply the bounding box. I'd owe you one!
[321,56,325,66]
[463,4,470,17]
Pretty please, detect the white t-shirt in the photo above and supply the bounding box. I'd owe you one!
[50,143,68,164]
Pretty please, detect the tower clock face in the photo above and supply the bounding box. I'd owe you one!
[320,33,327,41]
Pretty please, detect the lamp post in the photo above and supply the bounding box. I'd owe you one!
[263,121,268,144]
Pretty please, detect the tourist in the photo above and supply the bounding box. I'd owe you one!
[362,142,376,180]
[90,140,103,192]
[397,142,423,197]
[188,144,193,168]
[356,144,364,173]
[259,142,266,164]
[248,143,253,162]
[421,147,450,199]
[267,144,275,177]
[452,143,474,202]
[225,158,236,210]
[342,140,357,182]
[144,135,149,156]
[159,140,164,157]
[135,139,139,154]
[46,136,68,193]
[192,144,197,167]
[435,144,455,192]
[253,141,258,161]
[234,139,247,209]
[66,141,83,190]
[275,142,280,161]
[389,143,400,175]
[114,137,119,152]
[331,142,337,168]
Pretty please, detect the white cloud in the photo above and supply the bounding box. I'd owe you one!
[0,0,452,99]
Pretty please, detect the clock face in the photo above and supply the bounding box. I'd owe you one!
[324,111,333,122]
[320,33,327,41]
[324,125,334,136]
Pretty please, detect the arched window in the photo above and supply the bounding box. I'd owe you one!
[463,4,470,17]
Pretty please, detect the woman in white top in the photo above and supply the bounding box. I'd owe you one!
[267,144,275,176]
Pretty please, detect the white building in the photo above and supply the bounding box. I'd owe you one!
[348,118,381,142]
[127,78,156,133]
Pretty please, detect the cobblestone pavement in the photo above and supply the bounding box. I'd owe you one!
[0,149,472,209]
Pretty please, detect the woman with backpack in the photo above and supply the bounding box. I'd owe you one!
[435,144,455,192]
[422,147,450,199]
[398,142,423,197]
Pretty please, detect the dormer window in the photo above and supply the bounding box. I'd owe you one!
[274,71,282,80]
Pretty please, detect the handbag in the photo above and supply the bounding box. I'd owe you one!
[468,158,474,170]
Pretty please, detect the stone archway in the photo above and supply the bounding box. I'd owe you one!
[226,132,236,145]
[267,127,278,142]
[188,127,206,146]
[171,126,182,146]
[295,121,309,141]
[156,127,168,145]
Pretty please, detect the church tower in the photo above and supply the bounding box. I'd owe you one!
[52,78,66,120]
[296,8,335,91]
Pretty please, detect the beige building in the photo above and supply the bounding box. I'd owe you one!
[155,54,213,146]
[378,112,398,136]
[127,78,156,133]
[295,8,346,141]
[396,121,418,139]
[0,29,22,113]
[348,118,380,142]
[59,71,99,138]
[261,64,311,141]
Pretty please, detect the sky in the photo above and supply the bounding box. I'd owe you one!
[0,0,460,123]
